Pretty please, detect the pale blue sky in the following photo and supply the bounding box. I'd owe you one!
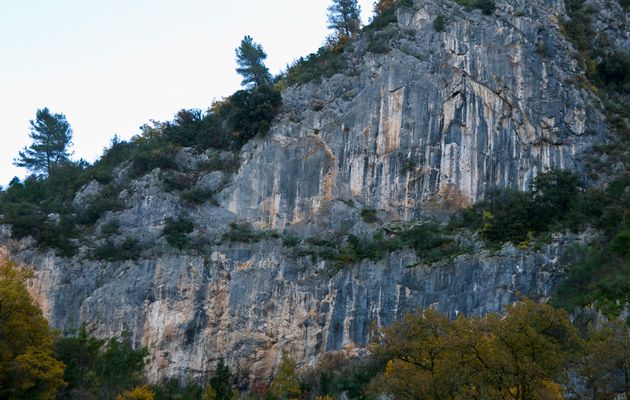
[1,0,373,186]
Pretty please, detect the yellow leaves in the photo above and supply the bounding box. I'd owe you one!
[540,380,564,400]
[0,258,66,399]
[201,386,217,400]
[15,346,65,400]
[269,352,302,400]
[372,299,580,400]
[481,209,494,236]
[115,385,156,400]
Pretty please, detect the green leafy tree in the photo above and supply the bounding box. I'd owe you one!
[209,357,232,400]
[96,332,149,399]
[327,0,362,39]
[235,36,272,89]
[578,323,630,399]
[14,108,73,176]
[0,258,66,400]
[54,326,105,399]
[225,85,282,146]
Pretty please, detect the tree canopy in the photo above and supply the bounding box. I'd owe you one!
[327,0,362,39]
[371,299,580,400]
[207,357,232,400]
[14,108,73,176]
[235,36,272,89]
[268,352,301,400]
[0,258,65,399]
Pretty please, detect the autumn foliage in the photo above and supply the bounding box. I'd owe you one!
[369,299,629,400]
[0,258,65,399]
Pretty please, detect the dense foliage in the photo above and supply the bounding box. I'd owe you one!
[369,300,629,400]
[163,215,195,250]
[453,0,496,15]
[55,329,149,399]
[0,258,65,399]
[450,170,630,316]
[291,221,466,268]
[293,301,629,400]
[0,82,281,256]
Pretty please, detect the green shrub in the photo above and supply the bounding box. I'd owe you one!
[563,0,596,52]
[284,47,348,86]
[365,7,398,32]
[76,185,124,226]
[181,188,216,205]
[161,171,194,192]
[612,229,630,256]
[224,85,283,146]
[223,222,263,243]
[282,234,300,247]
[152,379,203,400]
[452,170,587,245]
[553,245,630,316]
[129,147,178,179]
[163,215,194,250]
[0,168,84,257]
[360,208,379,223]
[93,237,142,261]
[366,31,394,54]
[453,0,495,14]
[100,219,120,236]
[597,51,630,93]
[433,15,445,32]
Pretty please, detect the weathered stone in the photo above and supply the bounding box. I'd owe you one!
[197,171,225,193]
[0,0,623,385]
[72,180,103,208]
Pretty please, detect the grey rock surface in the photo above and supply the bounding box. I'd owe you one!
[2,233,577,382]
[222,0,609,229]
[1,0,624,384]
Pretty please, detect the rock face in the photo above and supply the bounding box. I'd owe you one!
[4,235,577,382]
[225,0,609,228]
[1,0,625,384]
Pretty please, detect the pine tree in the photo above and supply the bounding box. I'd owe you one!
[327,0,362,39]
[14,108,73,176]
[209,357,232,400]
[235,36,272,89]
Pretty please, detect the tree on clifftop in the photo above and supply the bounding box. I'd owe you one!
[235,35,272,89]
[327,0,362,39]
[14,108,73,176]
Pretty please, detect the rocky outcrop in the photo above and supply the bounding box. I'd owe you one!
[1,0,625,384]
[224,0,609,229]
[2,232,583,382]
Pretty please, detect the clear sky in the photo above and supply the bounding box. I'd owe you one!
[1,0,374,187]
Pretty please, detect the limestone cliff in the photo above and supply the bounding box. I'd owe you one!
[1,0,626,384]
